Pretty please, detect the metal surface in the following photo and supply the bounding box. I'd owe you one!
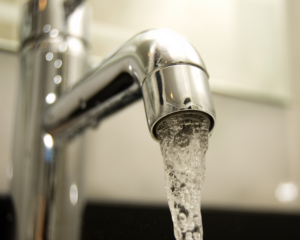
[44,29,215,140]
[12,1,215,240]
[20,0,91,47]
[11,1,90,240]
[143,64,215,139]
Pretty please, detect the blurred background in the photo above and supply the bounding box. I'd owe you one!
[0,0,300,238]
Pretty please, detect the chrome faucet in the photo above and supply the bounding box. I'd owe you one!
[11,0,215,239]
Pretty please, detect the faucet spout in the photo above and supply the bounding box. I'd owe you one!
[14,1,216,239]
[44,29,215,140]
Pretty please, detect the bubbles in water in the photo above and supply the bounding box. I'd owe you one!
[156,113,210,240]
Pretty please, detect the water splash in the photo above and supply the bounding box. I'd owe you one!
[156,113,210,240]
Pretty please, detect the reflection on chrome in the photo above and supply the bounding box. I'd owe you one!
[44,29,215,140]
[67,38,83,52]
[54,75,62,84]
[54,59,62,68]
[46,93,56,104]
[59,42,68,52]
[43,134,54,149]
[49,29,59,38]
[45,52,53,61]
[275,182,299,203]
[70,184,78,206]
[43,24,51,33]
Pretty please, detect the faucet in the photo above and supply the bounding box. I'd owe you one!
[10,0,216,239]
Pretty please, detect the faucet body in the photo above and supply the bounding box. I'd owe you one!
[11,0,215,239]
[44,28,215,140]
[12,1,90,239]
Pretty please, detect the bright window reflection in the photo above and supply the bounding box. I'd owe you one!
[46,93,56,104]
[70,184,78,205]
[275,182,298,203]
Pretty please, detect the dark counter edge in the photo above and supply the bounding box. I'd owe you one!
[1,195,300,240]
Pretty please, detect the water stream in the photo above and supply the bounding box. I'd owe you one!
[156,113,210,240]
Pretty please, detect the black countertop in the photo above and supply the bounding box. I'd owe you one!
[1,196,300,240]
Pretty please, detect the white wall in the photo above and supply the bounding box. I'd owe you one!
[84,87,299,212]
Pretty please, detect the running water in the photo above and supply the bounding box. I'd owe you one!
[156,113,210,240]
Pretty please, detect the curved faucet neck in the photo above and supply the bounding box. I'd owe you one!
[44,29,215,141]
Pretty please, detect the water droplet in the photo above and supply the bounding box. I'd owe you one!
[54,75,62,84]
[70,184,78,205]
[54,59,62,68]
[43,24,51,33]
[49,29,59,38]
[45,52,53,61]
